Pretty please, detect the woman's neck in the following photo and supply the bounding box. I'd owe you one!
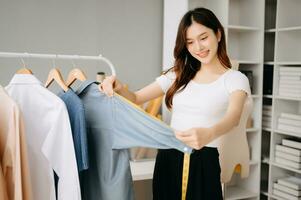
[200,56,227,74]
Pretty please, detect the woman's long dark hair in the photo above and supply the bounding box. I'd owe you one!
[165,7,232,109]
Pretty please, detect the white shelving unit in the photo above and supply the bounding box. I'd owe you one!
[188,1,264,199]
[133,1,301,200]
[261,0,301,200]
[130,160,155,181]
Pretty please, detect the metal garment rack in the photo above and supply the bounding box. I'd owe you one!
[0,51,116,76]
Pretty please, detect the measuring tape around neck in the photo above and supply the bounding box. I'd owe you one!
[181,153,191,200]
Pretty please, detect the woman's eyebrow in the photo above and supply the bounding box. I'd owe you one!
[186,32,207,41]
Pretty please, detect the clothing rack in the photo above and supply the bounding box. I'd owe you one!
[0,51,116,76]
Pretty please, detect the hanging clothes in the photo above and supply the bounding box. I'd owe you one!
[0,85,32,200]
[76,81,192,200]
[6,74,81,200]
[58,88,89,172]
[57,88,89,198]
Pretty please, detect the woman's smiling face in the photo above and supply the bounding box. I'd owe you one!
[186,21,221,65]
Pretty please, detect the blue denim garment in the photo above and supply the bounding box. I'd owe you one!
[58,89,89,172]
[76,81,192,200]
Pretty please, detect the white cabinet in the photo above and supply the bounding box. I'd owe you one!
[130,160,155,181]
[134,1,301,199]
[262,0,301,199]
[228,0,263,28]
[189,1,263,199]
[227,28,262,63]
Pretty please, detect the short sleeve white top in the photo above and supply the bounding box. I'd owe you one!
[156,69,251,147]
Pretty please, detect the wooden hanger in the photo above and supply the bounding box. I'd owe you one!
[16,57,33,74]
[45,68,68,92]
[66,68,87,87]
[16,68,33,74]
[145,96,163,117]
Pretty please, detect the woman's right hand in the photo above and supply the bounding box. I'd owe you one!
[99,75,123,97]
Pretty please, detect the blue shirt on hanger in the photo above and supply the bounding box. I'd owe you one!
[77,80,192,200]
[58,89,89,172]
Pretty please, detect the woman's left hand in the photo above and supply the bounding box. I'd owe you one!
[175,128,215,150]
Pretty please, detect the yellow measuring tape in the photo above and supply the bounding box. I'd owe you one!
[182,153,190,200]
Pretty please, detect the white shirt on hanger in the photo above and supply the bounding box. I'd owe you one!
[6,74,81,200]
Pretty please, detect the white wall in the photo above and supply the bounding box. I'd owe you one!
[0,0,163,91]
[162,0,188,123]
[163,0,188,69]
[0,1,162,199]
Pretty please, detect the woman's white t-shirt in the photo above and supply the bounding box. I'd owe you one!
[156,69,251,147]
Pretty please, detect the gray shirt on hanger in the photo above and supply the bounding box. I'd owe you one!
[76,80,192,200]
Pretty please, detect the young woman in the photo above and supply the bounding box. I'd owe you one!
[100,7,251,200]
